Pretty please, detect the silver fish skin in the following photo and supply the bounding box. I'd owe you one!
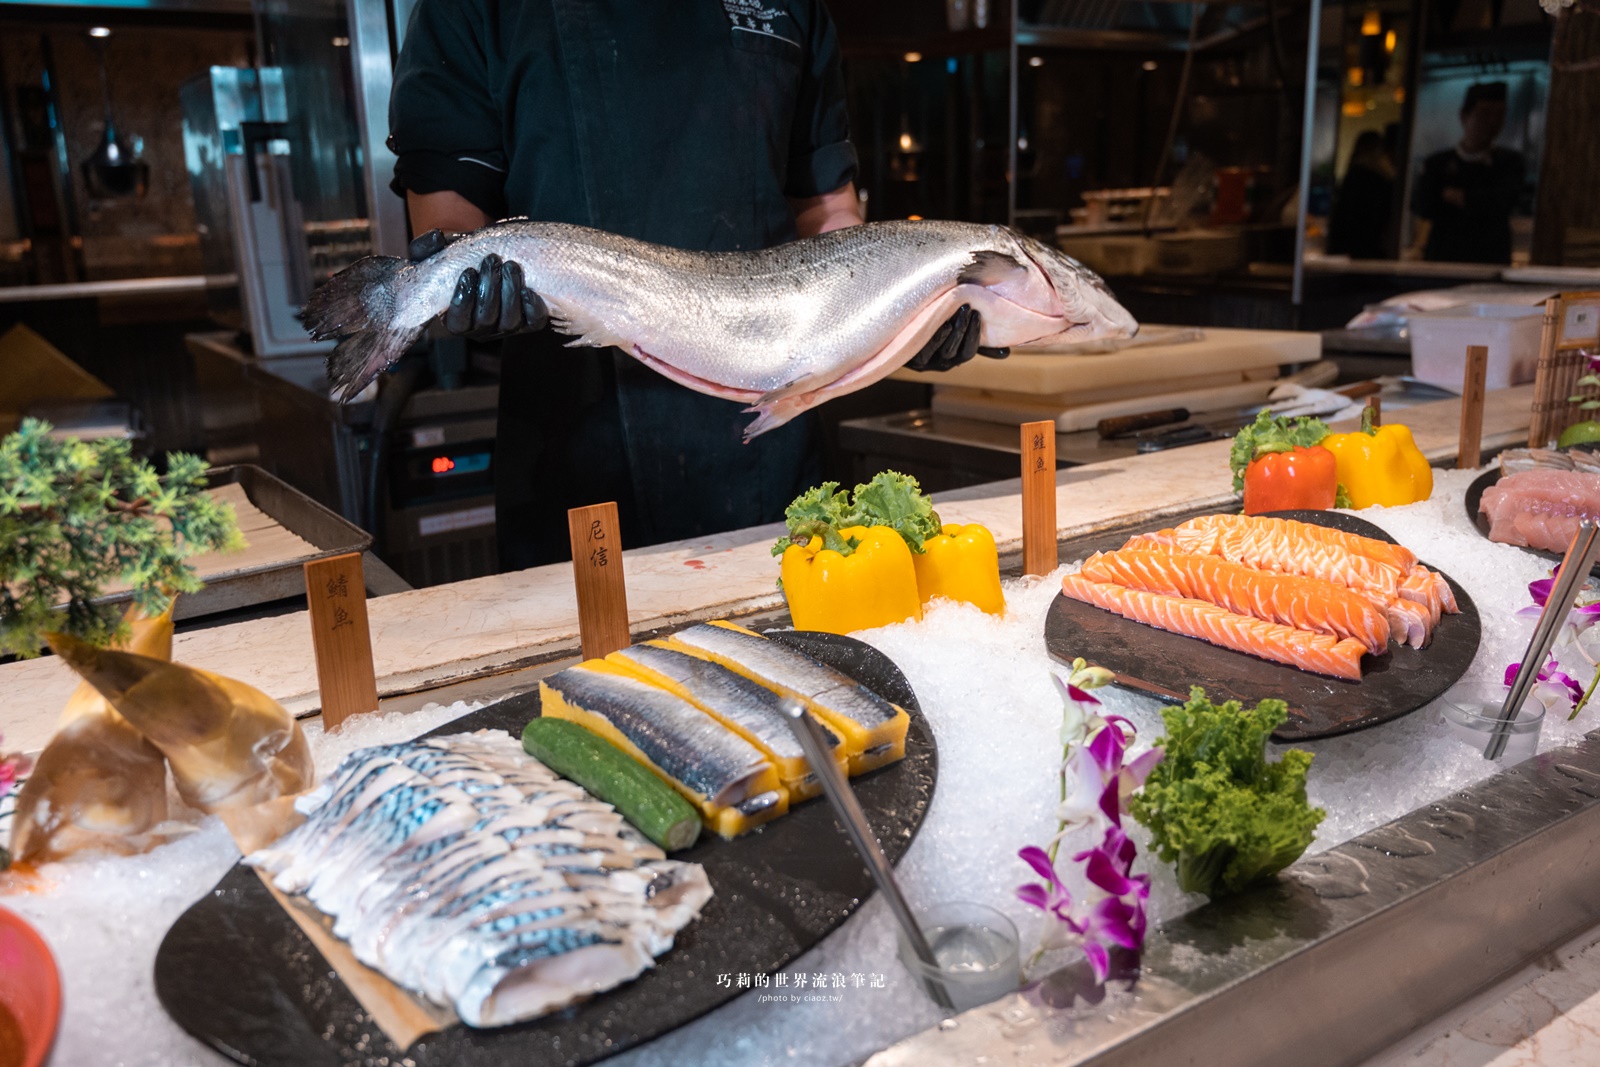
[249,731,711,1029]
[305,219,1138,437]
[668,624,902,730]
[542,664,775,809]
[612,643,840,765]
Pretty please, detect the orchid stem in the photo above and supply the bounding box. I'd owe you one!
[1572,665,1600,721]
[1048,739,1069,866]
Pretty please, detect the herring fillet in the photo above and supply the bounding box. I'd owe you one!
[303,218,1139,437]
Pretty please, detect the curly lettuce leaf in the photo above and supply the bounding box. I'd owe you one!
[1127,687,1325,898]
[1228,410,1333,492]
[772,481,852,555]
[842,471,942,552]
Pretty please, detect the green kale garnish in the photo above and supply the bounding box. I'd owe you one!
[1127,687,1325,898]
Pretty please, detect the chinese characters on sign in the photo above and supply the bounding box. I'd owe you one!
[302,552,379,730]
[589,518,610,568]
[1030,430,1048,473]
[326,573,353,630]
[716,972,888,1002]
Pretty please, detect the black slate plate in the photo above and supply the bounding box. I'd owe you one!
[1045,510,1481,742]
[1464,466,1600,575]
[153,630,936,1067]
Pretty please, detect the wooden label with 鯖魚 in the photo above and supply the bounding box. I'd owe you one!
[568,502,631,659]
[303,552,379,731]
[1021,420,1058,576]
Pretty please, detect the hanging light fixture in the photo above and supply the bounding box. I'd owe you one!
[81,27,149,199]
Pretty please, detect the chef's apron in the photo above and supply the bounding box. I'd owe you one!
[389,0,855,568]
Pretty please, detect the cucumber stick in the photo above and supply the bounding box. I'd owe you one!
[521,716,702,851]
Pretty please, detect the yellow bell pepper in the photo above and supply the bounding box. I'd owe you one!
[1320,409,1433,509]
[779,524,923,635]
[912,523,1006,614]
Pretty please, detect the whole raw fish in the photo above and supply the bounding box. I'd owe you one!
[305,219,1138,437]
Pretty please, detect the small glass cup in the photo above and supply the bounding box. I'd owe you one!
[895,902,1020,1013]
[1441,691,1547,764]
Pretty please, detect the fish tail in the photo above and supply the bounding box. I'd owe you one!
[302,255,423,400]
[740,400,801,442]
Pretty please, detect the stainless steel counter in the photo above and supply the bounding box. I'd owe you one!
[0,275,235,304]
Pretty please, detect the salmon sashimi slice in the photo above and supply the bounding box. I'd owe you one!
[1060,573,1366,681]
[1382,596,1433,648]
[1175,513,1419,571]
[1167,521,1404,599]
[1124,530,1177,551]
[1398,568,1443,626]
[1078,549,1392,655]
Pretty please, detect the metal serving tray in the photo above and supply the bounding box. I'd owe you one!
[97,464,373,621]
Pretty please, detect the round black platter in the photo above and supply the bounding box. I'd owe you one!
[1464,466,1600,574]
[153,630,936,1067]
[1045,510,1481,742]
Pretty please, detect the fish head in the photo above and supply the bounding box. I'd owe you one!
[1013,233,1139,344]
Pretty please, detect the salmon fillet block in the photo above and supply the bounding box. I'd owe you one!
[1060,573,1367,680]
[1079,549,1392,655]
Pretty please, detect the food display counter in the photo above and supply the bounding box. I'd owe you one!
[13,384,1600,1067]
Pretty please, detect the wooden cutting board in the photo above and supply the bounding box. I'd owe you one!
[931,362,1340,431]
[893,326,1322,396]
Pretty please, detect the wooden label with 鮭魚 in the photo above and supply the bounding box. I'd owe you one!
[303,552,379,731]
[568,502,631,660]
[1021,420,1058,576]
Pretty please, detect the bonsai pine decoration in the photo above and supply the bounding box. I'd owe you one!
[0,418,242,657]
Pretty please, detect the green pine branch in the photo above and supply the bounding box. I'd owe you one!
[0,419,243,657]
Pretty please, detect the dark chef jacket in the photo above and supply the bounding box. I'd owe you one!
[1412,146,1525,265]
[389,0,857,569]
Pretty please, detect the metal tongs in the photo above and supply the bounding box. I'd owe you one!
[1489,521,1600,760]
[778,699,954,1010]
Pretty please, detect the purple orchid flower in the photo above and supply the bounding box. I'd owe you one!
[1519,565,1600,625]
[1020,702,1157,986]
[1505,656,1585,709]
[1017,845,1074,922]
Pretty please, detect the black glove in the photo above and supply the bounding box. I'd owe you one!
[903,304,1010,372]
[408,228,550,338]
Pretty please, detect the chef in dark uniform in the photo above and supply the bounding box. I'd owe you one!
[1411,81,1525,265]
[389,0,1003,569]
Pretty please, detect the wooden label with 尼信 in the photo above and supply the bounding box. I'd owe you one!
[303,552,379,731]
[1458,345,1489,470]
[569,502,631,659]
[1021,420,1059,576]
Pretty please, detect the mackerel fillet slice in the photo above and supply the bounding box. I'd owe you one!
[1060,573,1367,680]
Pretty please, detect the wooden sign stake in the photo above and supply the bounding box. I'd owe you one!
[1458,344,1489,470]
[568,502,631,659]
[303,552,379,731]
[1365,395,1381,426]
[1021,420,1058,576]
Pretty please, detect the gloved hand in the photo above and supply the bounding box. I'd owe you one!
[904,304,1010,372]
[408,228,550,338]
